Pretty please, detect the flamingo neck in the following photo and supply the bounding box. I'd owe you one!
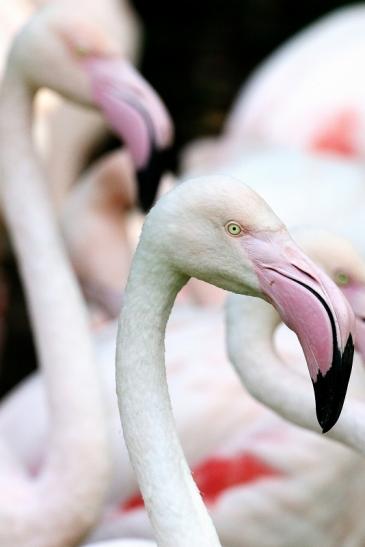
[0,66,110,544]
[116,245,222,547]
[227,295,365,455]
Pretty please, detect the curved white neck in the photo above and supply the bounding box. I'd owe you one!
[227,294,365,455]
[116,244,222,547]
[0,65,110,544]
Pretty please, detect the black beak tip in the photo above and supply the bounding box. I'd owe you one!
[320,415,337,435]
[136,147,172,213]
[312,334,354,433]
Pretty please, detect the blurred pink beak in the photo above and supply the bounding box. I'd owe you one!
[341,283,365,365]
[84,57,174,211]
[244,230,355,433]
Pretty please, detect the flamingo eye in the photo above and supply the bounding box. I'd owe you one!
[335,272,349,286]
[225,222,243,237]
[75,43,90,56]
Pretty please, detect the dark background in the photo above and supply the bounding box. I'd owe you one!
[0,0,354,397]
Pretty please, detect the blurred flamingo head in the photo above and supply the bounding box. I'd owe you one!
[294,229,365,367]
[12,4,173,211]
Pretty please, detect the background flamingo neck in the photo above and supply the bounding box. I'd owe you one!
[227,295,316,423]
[0,66,110,544]
[227,295,365,454]
[116,247,222,547]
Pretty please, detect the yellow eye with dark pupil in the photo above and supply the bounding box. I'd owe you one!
[336,272,349,286]
[226,222,242,236]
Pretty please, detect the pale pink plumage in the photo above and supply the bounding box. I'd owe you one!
[225,5,365,160]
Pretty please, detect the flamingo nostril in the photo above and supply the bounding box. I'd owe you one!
[291,264,317,283]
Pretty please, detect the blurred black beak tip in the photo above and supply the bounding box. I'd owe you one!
[313,334,354,434]
[136,147,172,213]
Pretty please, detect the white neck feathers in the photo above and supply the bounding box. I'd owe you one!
[116,244,222,547]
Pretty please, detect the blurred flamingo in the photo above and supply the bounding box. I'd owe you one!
[0,0,172,542]
[224,5,365,160]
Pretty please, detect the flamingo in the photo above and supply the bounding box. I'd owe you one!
[0,23,110,547]
[1,0,171,214]
[114,175,354,546]
[0,1,171,543]
[17,0,172,209]
[224,4,365,159]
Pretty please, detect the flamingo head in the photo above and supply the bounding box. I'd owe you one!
[294,229,365,368]
[148,176,356,432]
[12,3,173,211]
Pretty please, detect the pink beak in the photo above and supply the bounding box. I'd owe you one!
[340,283,365,365]
[84,57,174,211]
[244,230,355,432]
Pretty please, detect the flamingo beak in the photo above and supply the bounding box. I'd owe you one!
[244,230,355,433]
[340,283,365,365]
[83,57,173,211]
